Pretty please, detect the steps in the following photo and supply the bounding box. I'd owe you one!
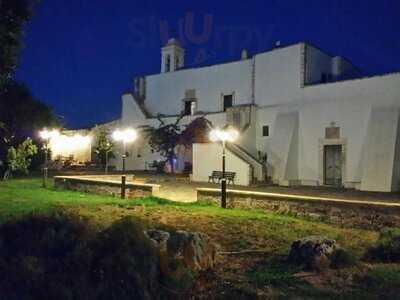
[227,143,266,183]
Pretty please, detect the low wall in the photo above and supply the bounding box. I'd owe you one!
[54,176,160,198]
[197,188,400,229]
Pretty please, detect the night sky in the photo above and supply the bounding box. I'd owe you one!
[15,0,400,128]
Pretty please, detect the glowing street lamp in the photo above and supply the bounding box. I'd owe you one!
[112,128,138,173]
[209,127,239,208]
[39,128,60,188]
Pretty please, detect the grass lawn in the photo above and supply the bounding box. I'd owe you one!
[0,178,134,220]
[1,177,399,299]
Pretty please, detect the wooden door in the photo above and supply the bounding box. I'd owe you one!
[324,145,342,186]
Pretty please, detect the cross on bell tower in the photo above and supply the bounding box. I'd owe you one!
[161,38,185,73]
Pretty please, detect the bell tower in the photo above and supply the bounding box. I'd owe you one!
[161,38,185,73]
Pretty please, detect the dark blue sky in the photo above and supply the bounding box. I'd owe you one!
[15,0,400,128]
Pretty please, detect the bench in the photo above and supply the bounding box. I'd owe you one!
[208,171,236,185]
[145,161,158,170]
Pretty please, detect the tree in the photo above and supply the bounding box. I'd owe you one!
[0,81,58,177]
[94,128,114,173]
[0,81,57,142]
[5,137,37,178]
[0,0,40,88]
[144,115,211,173]
[179,116,212,146]
[0,0,46,177]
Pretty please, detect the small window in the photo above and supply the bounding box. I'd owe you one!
[185,89,196,99]
[223,94,233,111]
[262,125,269,137]
[325,127,340,139]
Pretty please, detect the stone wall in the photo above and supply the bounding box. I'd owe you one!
[197,188,400,230]
[54,176,160,199]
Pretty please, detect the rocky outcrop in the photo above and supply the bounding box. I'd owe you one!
[145,229,217,278]
[288,236,338,271]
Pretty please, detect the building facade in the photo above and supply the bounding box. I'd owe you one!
[76,39,400,192]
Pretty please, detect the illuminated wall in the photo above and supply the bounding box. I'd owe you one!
[49,131,92,163]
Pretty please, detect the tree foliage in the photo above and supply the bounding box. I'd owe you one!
[0,81,58,176]
[0,0,39,87]
[144,115,212,172]
[179,116,212,146]
[0,0,48,177]
[94,128,114,166]
[6,137,37,175]
[0,81,57,142]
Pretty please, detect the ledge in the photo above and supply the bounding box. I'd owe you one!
[196,188,400,209]
[54,175,161,198]
[54,176,161,189]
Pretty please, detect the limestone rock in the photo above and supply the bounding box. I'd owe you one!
[145,229,217,276]
[288,236,337,271]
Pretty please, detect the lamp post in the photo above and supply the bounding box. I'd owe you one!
[209,127,239,208]
[39,129,60,188]
[105,142,111,175]
[112,128,138,173]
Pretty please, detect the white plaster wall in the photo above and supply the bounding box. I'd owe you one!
[192,143,251,186]
[266,111,299,185]
[145,59,252,116]
[254,73,400,191]
[305,45,359,84]
[121,93,147,126]
[256,106,299,183]
[392,118,400,191]
[304,45,333,85]
[336,57,360,80]
[361,107,399,192]
[297,74,400,190]
[297,98,370,185]
[235,105,258,156]
[254,44,302,106]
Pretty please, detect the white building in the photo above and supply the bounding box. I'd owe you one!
[74,39,400,192]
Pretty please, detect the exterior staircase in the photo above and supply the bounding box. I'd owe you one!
[226,143,266,183]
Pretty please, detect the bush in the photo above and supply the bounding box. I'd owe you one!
[0,211,93,299]
[358,265,400,297]
[330,248,357,269]
[364,228,400,262]
[86,217,160,300]
[0,213,164,300]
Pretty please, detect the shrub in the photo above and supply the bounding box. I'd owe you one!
[0,211,93,299]
[86,217,160,300]
[6,138,38,176]
[359,265,400,297]
[330,248,357,269]
[364,228,400,262]
[0,213,163,300]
